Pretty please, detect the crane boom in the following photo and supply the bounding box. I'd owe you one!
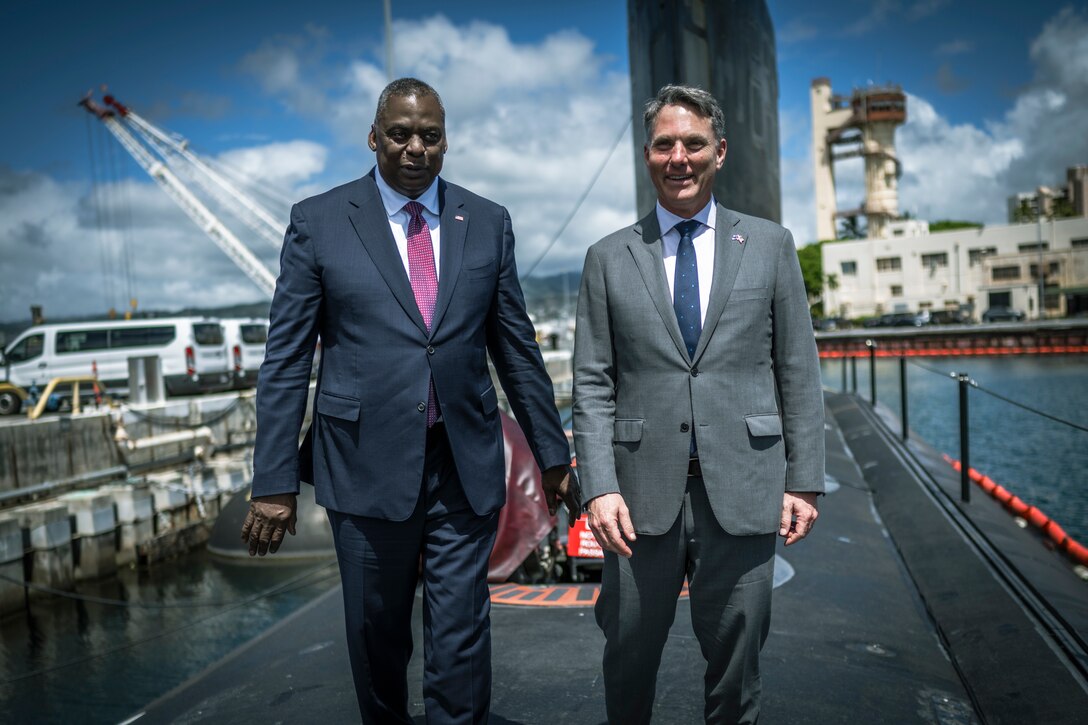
[80,95,277,297]
[115,104,285,248]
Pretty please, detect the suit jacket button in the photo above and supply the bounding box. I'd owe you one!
[417,402,427,412]
[680,422,690,432]
[690,367,699,377]
[427,345,435,354]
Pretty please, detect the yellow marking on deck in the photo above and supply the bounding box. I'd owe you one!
[489,582,690,608]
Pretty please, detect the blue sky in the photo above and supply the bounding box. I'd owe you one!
[2,0,1086,321]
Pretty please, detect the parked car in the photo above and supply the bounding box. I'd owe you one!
[812,316,849,332]
[864,311,930,328]
[0,317,232,409]
[981,306,1026,323]
[929,309,973,325]
[221,318,268,389]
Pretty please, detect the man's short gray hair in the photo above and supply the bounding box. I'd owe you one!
[643,84,726,144]
[374,78,445,124]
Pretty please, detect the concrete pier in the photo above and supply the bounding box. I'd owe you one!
[59,491,117,580]
[0,515,24,616]
[149,475,192,534]
[103,483,154,566]
[0,458,253,612]
[15,502,73,596]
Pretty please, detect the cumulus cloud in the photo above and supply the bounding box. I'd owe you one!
[901,7,1088,220]
[240,14,636,277]
[3,15,633,321]
[0,135,326,321]
[782,6,1088,244]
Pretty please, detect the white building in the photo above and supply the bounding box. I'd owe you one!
[820,217,1088,319]
[882,219,930,239]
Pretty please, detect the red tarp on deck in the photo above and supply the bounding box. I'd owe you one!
[487,411,558,582]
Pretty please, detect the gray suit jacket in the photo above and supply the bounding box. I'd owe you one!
[572,204,825,536]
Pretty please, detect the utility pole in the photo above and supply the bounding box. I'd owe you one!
[1036,206,1045,320]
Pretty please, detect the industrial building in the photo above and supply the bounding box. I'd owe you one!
[821,216,1088,320]
[1007,166,1088,223]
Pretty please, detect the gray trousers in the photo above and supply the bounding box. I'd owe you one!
[595,475,776,724]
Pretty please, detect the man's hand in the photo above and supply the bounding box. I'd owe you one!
[542,464,582,528]
[240,493,298,556]
[779,491,819,546]
[586,493,636,558]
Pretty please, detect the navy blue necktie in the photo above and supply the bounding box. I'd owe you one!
[673,220,701,360]
[673,219,701,458]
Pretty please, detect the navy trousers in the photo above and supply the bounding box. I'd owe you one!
[327,423,499,724]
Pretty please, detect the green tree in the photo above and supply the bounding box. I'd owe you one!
[796,242,824,307]
[1050,197,1075,219]
[1012,200,1036,224]
[930,219,984,232]
[838,215,866,239]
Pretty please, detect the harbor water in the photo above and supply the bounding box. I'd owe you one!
[821,354,1088,543]
[0,549,339,724]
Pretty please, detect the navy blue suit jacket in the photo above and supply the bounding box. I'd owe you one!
[251,171,570,520]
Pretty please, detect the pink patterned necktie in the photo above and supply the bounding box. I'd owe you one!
[404,201,439,427]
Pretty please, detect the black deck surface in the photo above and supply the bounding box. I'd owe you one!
[129,393,1087,724]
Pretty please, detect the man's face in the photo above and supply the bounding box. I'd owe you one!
[644,103,727,218]
[369,93,447,199]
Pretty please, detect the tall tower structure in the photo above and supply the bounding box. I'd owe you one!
[628,0,780,222]
[810,79,906,240]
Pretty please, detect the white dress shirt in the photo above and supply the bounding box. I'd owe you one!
[657,198,717,326]
[374,169,442,280]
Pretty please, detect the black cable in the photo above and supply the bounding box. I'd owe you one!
[520,118,631,280]
[906,359,1088,432]
[86,115,112,312]
[123,397,247,428]
[972,383,1088,434]
[906,359,960,378]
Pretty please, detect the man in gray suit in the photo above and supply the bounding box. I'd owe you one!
[573,84,824,724]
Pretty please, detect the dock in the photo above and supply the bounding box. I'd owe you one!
[127,391,1088,724]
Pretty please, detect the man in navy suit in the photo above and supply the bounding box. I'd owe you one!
[241,78,578,724]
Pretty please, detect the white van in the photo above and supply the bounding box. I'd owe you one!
[0,317,232,413]
[220,318,269,390]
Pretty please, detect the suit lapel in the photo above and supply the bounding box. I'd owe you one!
[694,205,746,363]
[429,180,466,338]
[346,173,428,335]
[627,211,689,361]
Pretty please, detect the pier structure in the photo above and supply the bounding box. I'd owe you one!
[0,393,259,616]
[815,318,1088,358]
[811,78,906,241]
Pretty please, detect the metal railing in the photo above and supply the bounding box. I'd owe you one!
[25,376,111,420]
[835,340,1088,504]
